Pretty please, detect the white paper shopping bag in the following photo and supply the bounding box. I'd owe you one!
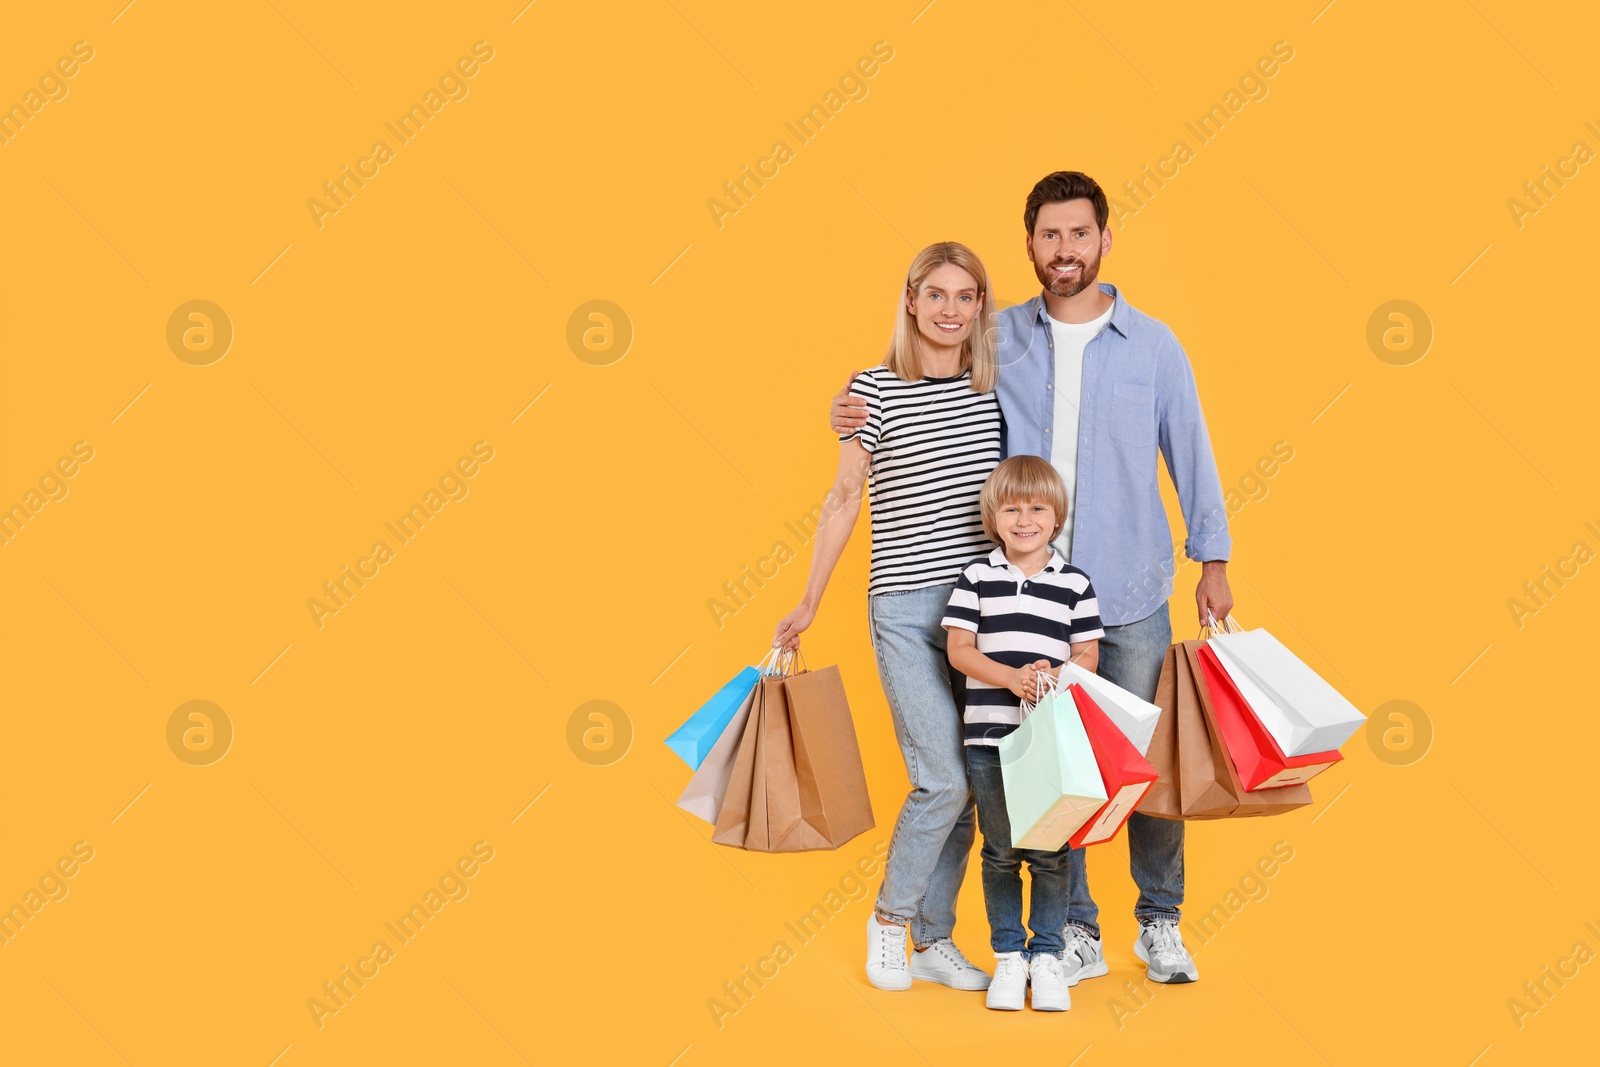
[676,682,761,822]
[1059,661,1161,756]
[1207,623,1364,755]
[1204,639,1302,756]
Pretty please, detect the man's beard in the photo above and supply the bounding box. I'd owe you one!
[1035,251,1101,298]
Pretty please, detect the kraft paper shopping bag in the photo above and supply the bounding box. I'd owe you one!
[712,665,874,853]
[1137,646,1183,819]
[778,665,874,851]
[711,679,772,847]
[744,675,801,852]
[1173,642,1242,817]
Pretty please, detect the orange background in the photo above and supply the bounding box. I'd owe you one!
[1,1,1595,1064]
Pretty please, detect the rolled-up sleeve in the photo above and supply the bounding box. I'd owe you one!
[1157,336,1231,563]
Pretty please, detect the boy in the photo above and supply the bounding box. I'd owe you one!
[942,455,1104,1011]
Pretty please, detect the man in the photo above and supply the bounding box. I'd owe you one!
[832,171,1233,986]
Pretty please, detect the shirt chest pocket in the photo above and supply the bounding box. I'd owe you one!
[1108,382,1156,445]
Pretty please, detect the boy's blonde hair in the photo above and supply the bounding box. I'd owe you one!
[883,241,999,393]
[980,456,1068,543]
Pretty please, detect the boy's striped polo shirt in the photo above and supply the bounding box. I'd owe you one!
[942,547,1105,746]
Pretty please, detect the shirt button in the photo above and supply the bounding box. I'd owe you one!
[1046,383,1053,390]
[1045,428,1051,434]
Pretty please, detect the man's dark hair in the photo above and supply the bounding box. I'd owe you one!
[1024,171,1109,235]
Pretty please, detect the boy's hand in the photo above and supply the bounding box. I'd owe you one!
[831,376,868,435]
[1008,660,1055,702]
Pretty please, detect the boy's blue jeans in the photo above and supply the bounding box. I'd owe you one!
[966,744,1072,957]
[1066,602,1184,935]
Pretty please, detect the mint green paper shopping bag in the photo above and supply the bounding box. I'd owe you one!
[998,682,1109,851]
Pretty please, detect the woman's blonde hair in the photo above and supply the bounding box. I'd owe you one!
[980,456,1068,543]
[883,241,998,393]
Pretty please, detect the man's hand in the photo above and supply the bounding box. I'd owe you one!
[831,375,868,435]
[1196,560,1234,628]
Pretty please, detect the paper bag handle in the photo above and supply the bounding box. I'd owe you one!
[1201,611,1243,639]
[762,646,807,676]
[1019,665,1059,717]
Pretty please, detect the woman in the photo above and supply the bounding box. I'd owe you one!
[773,242,1002,993]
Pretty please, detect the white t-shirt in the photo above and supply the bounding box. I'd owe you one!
[1047,301,1116,561]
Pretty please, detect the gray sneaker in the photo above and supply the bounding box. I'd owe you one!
[1134,920,1199,984]
[909,938,991,990]
[1059,925,1109,986]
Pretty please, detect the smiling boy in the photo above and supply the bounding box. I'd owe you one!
[943,455,1104,1011]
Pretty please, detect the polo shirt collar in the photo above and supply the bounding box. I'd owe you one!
[987,546,1068,573]
[1029,282,1129,338]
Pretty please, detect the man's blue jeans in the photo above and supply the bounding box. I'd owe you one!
[1065,602,1183,934]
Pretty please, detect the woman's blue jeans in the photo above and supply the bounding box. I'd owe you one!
[867,584,976,949]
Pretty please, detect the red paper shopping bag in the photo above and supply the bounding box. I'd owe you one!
[1196,645,1341,791]
[1067,684,1159,847]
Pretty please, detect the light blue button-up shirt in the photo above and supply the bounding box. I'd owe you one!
[995,282,1230,626]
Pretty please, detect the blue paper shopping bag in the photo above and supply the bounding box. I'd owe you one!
[665,663,764,769]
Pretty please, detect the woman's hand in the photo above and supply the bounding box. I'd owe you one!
[774,603,816,651]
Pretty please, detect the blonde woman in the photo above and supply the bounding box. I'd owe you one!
[774,242,1002,994]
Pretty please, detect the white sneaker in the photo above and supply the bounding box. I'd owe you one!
[909,938,991,990]
[1060,925,1109,986]
[1028,954,1071,1011]
[865,916,911,991]
[985,952,1027,1010]
[1134,919,1199,984]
